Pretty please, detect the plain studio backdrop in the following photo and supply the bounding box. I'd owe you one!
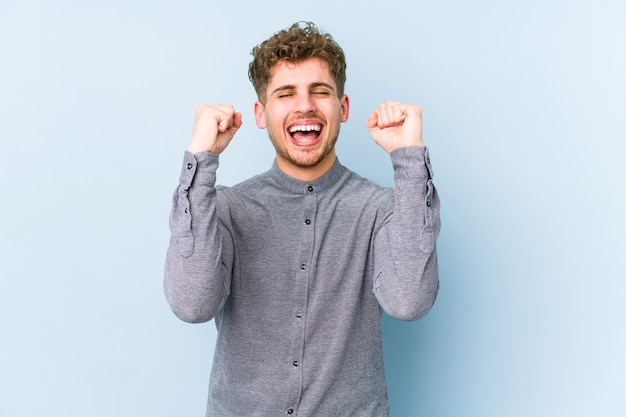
[1,1,624,416]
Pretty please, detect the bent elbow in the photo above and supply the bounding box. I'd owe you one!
[170,306,215,324]
[382,280,440,322]
[387,299,435,321]
[164,285,222,324]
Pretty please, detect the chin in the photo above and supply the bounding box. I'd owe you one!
[293,147,335,167]
[288,154,324,168]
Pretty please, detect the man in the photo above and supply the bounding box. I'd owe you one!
[165,22,440,417]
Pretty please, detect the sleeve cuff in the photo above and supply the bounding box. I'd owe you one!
[179,151,220,188]
[390,146,434,180]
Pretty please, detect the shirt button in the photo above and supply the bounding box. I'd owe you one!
[305,219,311,225]
[307,186,314,192]
[187,163,193,169]
[300,263,306,270]
[293,360,299,367]
[426,201,432,207]
[296,311,302,318]
[287,409,294,415]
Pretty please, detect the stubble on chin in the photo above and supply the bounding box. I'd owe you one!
[271,134,338,169]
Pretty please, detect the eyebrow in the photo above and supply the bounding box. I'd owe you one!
[310,82,336,92]
[270,82,336,96]
[271,85,296,96]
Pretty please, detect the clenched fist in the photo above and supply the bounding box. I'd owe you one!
[187,104,243,155]
[366,101,425,153]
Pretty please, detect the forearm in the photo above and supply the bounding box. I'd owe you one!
[164,151,232,323]
[373,146,441,321]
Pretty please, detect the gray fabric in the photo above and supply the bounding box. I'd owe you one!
[164,145,440,417]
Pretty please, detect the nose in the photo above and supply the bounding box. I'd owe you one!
[293,92,316,114]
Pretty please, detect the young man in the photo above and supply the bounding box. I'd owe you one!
[165,22,440,417]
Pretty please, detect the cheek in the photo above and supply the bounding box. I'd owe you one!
[266,115,283,133]
[268,109,289,130]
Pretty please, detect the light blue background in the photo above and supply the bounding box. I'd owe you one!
[1,1,625,416]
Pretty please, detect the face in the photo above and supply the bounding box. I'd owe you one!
[254,57,349,181]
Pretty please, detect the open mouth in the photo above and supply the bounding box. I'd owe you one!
[288,123,322,146]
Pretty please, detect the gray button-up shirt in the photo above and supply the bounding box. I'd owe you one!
[165,146,440,417]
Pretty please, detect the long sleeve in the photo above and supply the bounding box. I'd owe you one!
[373,146,441,321]
[164,151,234,323]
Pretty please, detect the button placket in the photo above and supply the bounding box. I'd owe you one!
[284,187,316,414]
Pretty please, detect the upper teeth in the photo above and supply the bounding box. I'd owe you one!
[289,124,321,133]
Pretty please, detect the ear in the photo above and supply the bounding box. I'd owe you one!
[340,94,350,122]
[254,100,267,129]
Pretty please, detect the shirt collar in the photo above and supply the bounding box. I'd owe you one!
[269,158,346,194]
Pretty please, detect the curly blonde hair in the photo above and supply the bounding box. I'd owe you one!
[249,22,347,103]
